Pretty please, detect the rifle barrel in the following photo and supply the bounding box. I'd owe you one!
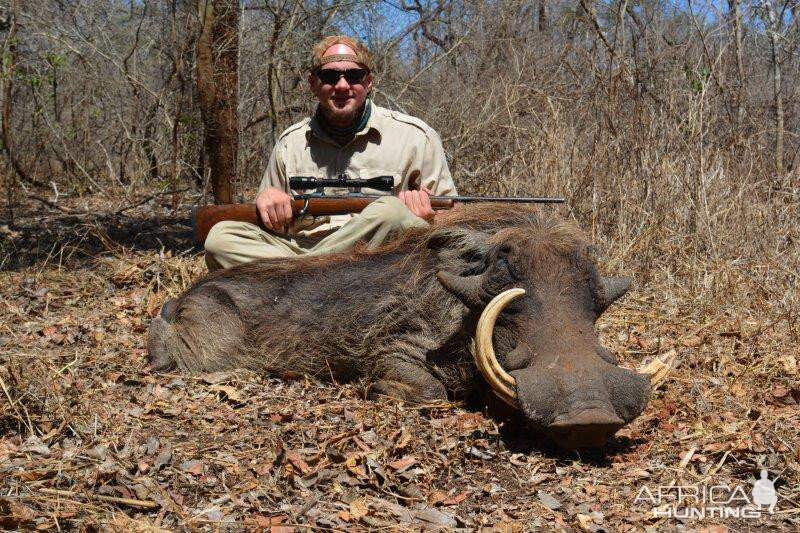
[294,194,565,204]
[430,196,565,203]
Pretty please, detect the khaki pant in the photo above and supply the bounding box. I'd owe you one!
[204,196,427,270]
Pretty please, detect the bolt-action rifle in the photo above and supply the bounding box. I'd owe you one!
[191,175,565,246]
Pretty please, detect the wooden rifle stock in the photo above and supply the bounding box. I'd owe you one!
[191,195,564,247]
[191,197,454,247]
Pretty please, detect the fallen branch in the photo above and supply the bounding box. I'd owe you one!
[114,188,191,215]
[38,488,159,509]
[0,372,34,434]
[29,195,89,215]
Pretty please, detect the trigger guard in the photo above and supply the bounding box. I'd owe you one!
[298,198,311,216]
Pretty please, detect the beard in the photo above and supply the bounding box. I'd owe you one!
[321,99,363,128]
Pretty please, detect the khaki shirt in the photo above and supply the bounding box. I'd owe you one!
[258,103,457,238]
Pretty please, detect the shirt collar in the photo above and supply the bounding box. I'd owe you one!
[359,101,381,139]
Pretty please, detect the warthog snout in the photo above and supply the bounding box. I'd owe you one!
[548,409,625,449]
[470,284,652,449]
[511,363,651,448]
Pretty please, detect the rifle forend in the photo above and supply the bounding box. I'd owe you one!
[192,198,384,247]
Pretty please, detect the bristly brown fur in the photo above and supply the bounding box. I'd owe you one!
[199,203,586,280]
[149,204,589,399]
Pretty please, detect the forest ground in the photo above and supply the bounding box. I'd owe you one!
[1,192,799,532]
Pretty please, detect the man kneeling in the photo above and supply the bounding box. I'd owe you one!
[205,35,456,270]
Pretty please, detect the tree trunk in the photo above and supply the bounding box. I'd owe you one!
[196,0,239,204]
[611,0,629,84]
[1,0,40,190]
[537,1,547,32]
[761,0,784,179]
[143,104,161,182]
[728,0,745,132]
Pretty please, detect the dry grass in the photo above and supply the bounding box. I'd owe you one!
[1,178,798,531]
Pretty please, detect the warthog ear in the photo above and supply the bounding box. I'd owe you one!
[437,271,488,308]
[597,276,632,313]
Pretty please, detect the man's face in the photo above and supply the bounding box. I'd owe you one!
[309,44,373,127]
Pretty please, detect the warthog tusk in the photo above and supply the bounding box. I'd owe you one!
[637,349,676,387]
[475,288,525,404]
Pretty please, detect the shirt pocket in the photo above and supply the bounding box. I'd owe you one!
[355,169,402,195]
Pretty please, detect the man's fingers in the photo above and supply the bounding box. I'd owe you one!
[271,201,289,234]
[256,188,294,234]
[399,189,434,219]
[257,202,273,231]
[398,190,415,213]
[279,198,293,231]
[414,190,433,219]
[265,203,278,232]
[408,190,423,215]
[418,188,433,214]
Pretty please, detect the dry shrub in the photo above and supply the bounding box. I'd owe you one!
[395,30,799,338]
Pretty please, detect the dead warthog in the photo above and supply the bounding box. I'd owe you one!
[149,204,656,448]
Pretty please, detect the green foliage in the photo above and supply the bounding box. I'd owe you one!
[155,179,172,193]
[1,52,12,77]
[68,180,88,197]
[684,64,710,95]
[178,113,195,126]
[27,74,42,89]
[46,52,66,68]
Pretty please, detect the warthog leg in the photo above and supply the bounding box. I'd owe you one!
[367,360,447,403]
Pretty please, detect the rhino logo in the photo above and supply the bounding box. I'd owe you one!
[752,469,777,514]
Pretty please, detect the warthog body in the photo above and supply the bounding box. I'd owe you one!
[148,204,651,448]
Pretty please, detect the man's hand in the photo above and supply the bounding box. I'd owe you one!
[399,187,435,221]
[256,187,293,233]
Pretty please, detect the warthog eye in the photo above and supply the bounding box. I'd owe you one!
[505,343,534,370]
[496,244,521,281]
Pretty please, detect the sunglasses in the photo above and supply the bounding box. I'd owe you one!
[316,68,368,85]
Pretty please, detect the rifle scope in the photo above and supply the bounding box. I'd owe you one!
[290,175,394,192]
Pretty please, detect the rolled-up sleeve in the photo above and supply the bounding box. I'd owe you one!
[257,138,288,196]
[419,128,457,196]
